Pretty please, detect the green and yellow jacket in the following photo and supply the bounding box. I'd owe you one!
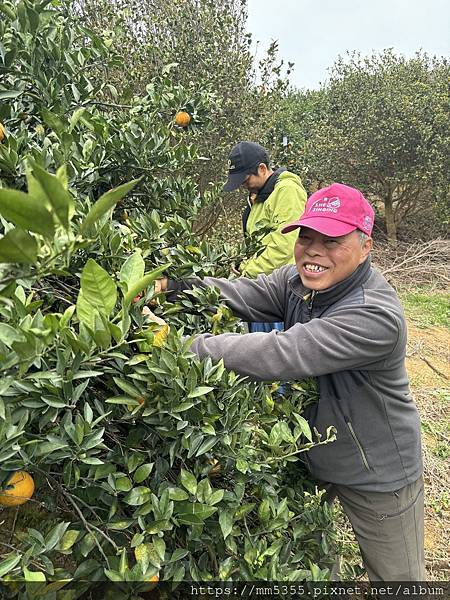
[240,168,307,277]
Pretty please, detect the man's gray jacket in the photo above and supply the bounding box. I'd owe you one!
[169,258,422,492]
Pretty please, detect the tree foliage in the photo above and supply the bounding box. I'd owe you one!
[75,0,292,203]
[0,0,345,592]
[277,50,450,241]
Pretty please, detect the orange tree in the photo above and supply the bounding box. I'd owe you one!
[75,0,293,225]
[275,50,450,242]
[0,0,349,593]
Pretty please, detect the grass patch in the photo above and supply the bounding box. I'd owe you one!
[400,288,449,328]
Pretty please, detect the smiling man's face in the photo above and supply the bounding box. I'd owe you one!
[294,227,372,290]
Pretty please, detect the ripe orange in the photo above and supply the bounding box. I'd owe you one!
[174,111,191,128]
[0,122,6,142]
[0,471,35,506]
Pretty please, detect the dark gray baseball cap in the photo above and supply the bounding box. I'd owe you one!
[223,141,269,192]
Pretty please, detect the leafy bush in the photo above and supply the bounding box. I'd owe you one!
[0,0,344,593]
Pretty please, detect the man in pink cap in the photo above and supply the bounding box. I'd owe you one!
[148,183,425,581]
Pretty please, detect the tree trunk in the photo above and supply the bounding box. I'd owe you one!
[384,193,397,243]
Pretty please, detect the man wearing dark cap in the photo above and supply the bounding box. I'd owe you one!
[224,141,307,333]
[146,183,425,581]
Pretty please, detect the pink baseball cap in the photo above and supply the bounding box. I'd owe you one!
[282,183,374,237]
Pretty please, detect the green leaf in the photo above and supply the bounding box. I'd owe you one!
[23,566,46,581]
[69,107,86,132]
[258,499,271,525]
[34,441,68,456]
[92,312,111,349]
[74,558,101,578]
[234,502,255,519]
[79,532,97,557]
[82,179,141,232]
[187,386,214,399]
[153,538,166,562]
[76,259,117,328]
[115,477,133,492]
[0,228,38,265]
[174,502,217,524]
[0,553,21,577]
[295,414,312,442]
[0,323,26,346]
[105,395,139,405]
[44,522,70,551]
[195,436,218,457]
[173,401,195,412]
[209,489,224,506]
[123,486,152,506]
[60,305,75,328]
[133,463,153,483]
[56,165,69,189]
[107,520,134,530]
[113,377,142,398]
[134,543,150,574]
[169,548,189,563]
[219,509,233,540]
[123,264,170,305]
[0,189,54,237]
[236,458,249,474]
[119,250,145,290]
[31,163,75,228]
[180,468,197,495]
[104,569,122,582]
[167,487,189,501]
[0,89,21,99]
[58,530,80,551]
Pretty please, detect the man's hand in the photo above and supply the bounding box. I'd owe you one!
[231,264,241,277]
[142,306,167,326]
[142,306,170,347]
[154,277,168,295]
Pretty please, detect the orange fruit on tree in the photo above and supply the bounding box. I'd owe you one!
[0,122,6,142]
[174,111,191,128]
[0,471,35,506]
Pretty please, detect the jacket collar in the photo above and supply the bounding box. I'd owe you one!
[289,257,372,307]
[253,167,286,203]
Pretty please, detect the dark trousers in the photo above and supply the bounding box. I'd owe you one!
[325,476,426,581]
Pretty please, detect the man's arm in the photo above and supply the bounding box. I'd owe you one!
[189,304,401,381]
[157,266,295,323]
[241,184,306,277]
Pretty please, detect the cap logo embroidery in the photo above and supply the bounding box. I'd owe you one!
[363,215,372,230]
[310,196,341,214]
[229,159,235,170]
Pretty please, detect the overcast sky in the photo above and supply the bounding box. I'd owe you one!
[246,0,450,90]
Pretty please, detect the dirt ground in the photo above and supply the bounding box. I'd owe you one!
[406,323,449,579]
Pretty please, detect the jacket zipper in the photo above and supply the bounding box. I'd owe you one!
[346,421,371,471]
[307,291,316,316]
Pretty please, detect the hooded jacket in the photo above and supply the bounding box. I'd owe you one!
[240,169,307,277]
[168,259,422,492]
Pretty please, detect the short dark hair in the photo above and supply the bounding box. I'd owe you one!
[250,151,270,174]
